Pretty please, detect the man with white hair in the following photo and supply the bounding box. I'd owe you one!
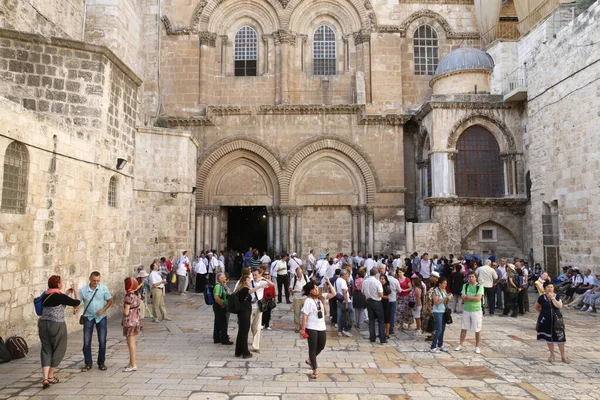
[288,252,303,276]
[327,257,340,279]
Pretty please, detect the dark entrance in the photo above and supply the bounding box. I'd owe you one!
[226,206,268,254]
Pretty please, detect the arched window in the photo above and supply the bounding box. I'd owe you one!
[1,141,29,214]
[108,176,117,207]
[413,25,439,76]
[313,25,336,76]
[455,126,504,198]
[234,26,258,76]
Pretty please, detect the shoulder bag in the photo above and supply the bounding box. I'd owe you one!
[79,289,98,325]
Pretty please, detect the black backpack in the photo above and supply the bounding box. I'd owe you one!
[5,336,28,360]
[0,337,11,364]
[228,291,243,314]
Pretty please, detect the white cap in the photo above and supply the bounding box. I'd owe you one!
[333,258,339,263]
[291,252,297,256]
[207,252,213,256]
[136,270,149,278]
[431,271,440,278]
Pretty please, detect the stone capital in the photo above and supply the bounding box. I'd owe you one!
[273,29,297,46]
[199,31,218,47]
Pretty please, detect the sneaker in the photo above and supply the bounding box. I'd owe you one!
[454,345,463,351]
[342,331,353,337]
[429,348,439,353]
[414,330,422,336]
[266,327,272,330]
[580,306,589,311]
[587,307,595,313]
[334,324,338,328]
[475,347,481,354]
[439,346,449,352]
[337,332,343,337]
[163,317,172,321]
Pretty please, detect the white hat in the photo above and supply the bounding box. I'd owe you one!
[291,252,297,256]
[431,271,440,278]
[136,270,149,278]
[333,258,339,263]
[207,252,213,256]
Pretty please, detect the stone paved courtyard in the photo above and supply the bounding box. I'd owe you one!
[1,290,599,400]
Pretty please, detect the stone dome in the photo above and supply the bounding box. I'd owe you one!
[434,47,494,78]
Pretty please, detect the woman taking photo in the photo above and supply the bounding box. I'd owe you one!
[535,281,569,363]
[234,275,262,358]
[122,277,142,372]
[38,275,80,388]
[299,276,337,380]
[430,276,452,353]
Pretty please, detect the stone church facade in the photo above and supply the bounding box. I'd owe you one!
[0,0,598,343]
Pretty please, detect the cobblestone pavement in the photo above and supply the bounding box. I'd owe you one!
[1,289,599,400]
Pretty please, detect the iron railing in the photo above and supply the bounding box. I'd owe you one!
[502,66,527,96]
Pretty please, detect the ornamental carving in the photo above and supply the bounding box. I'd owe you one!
[377,25,402,33]
[273,29,297,46]
[423,197,528,215]
[364,0,373,10]
[378,186,406,193]
[220,35,228,45]
[367,12,378,29]
[198,31,218,47]
[398,10,480,39]
[190,0,208,28]
[259,104,360,115]
[358,109,411,126]
[278,0,291,8]
[161,16,193,35]
[446,112,517,153]
[353,30,371,45]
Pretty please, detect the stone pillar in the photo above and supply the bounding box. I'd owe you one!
[367,207,375,256]
[267,206,275,256]
[274,29,295,104]
[287,209,296,253]
[281,212,288,253]
[203,212,211,251]
[195,213,204,255]
[351,207,359,252]
[501,153,517,196]
[358,206,366,254]
[211,211,219,251]
[295,208,303,257]
[274,208,281,255]
[406,222,414,253]
[430,150,456,198]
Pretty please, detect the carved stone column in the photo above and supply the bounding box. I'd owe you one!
[358,206,367,254]
[203,212,211,251]
[195,210,204,255]
[287,208,296,253]
[281,209,288,253]
[430,150,457,198]
[211,208,219,251]
[367,206,375,257]
[295,207,303,257]
[267,206,275,256]
[274,207,281,255]
[274,29,296,104]
[351,206,359,252]
[501,153,518,197]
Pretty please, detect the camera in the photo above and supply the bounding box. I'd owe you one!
[317,311,323,319]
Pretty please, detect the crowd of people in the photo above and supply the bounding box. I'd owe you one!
[36,247,592,387]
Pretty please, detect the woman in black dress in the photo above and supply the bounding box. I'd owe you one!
[535,281,569,363]
[379,274,391,338]
[234,275,262,358]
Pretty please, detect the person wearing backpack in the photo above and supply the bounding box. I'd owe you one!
[290,267,309,333]
[455,271,485,354]
[213,273,233,345]
[502,264,519,317]
[38,275,81,389]
[233,275,262,359]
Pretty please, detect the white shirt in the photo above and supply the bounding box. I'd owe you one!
[475,265,498,288]
[388,275,400,302]
[335,278,349,300]
[301,297,327,331]
[307,253,316,271]
[290,273,309,299]
[251,280,268,308]
[420,259,432,279]
[364,258,376,275]
[497,265,507,279]
[149,271,164,288]
[362,276,383,301]
[315,259,328,278]
[194,260,207,274]
[288,257,303,273]
[176,256,189,276]
[583,275,596,285]
[260,255,271,265]
[276,260,288,276]
[327,263,339,279]
[218,255,225,264]
[572,274,583,285]
[270,260,279,278]
[207,257,218,273]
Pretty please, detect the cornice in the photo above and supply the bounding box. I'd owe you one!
[428,68,491,87]
[358,109,412,125]
[412,96,514,122]
[259,104,361,115]
[424,197,528,214]
[378,186,406,193]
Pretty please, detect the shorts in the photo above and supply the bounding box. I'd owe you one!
[411,305,422,319]
[461,310,483,332]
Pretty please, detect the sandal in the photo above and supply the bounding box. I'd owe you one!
[548,355,555,363]
[123,365,137,372]
[42,379,50,389]
[99,364,108,371]
[305,359,313,368]
[561,357,571,364]
[81,365,92,372]
[47,377,59,384]
[310,372,318,380]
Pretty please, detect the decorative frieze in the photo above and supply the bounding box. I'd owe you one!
[198,31,218,47]
[397,10,480,39]
[378,186,407,193]
[259,104,361,115]
[353,30,371,45]
[377,25,402,33]
[277,0,291,8]
[161,16,194,35]
[190,0,208,28]
[273,29,297,46]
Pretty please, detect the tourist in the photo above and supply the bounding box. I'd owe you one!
[502,264,519,318]
[565,268,596,307]
[535,281,568,363]
[314,254,328,280]
[159,257,169,287]
[276,253,291,304]
[122,277,142,372]
[353,268,367,329]
[455,271,485,354]
[249,269,272,353]
[535,272,551,295]
[430,276,452,353]
[261,268,277,330]
[450,259,464,313]
[194,252,208,294]
[213,273,233,345]
[496,258,507,310]
[149,261,170,322]
[363,268,387,344]
[411,275,423,335]
[290,267,310,333]
[307,249,316,276]
[176,251,190,295]
[250,252,261,271]
[420,253,433,281]
[207,252,219,285]
[379,273,391,338]
[234,275,262,358]
[288,252,303,275]
[520,261,530,313]
[299,277,337,380]
[475,260,498,316]
[395,268,413,330]
[260,251,271,269]
[38,276,81,388]
[79,271,113,372]
[270,255,280,296]
[516,265,526,314]
[336,269,354,337]
[421,273,439,339]
[387,267,400,335]
[364,254,376,276]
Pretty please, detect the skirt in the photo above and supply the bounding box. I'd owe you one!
[395,296,414,326]
[123,325,142,337]
[536,312,566,344]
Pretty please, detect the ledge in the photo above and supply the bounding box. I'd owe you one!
[424,196,529,213]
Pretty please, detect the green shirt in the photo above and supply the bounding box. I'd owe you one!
[461,283,484,312]
[214,283,228,305]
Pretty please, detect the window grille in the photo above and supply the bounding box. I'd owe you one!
[313,25,336,76]
[481,229,494,240]
[413,25,439,76]
[108,176,117,208]
[234,26,258,77]
[455,126,504,198]
[1,141,29,214]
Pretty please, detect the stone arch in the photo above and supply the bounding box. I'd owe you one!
[461,220,522,256]
[283,0,370,30]
[289,151,366,205]
[201,0,283,32]
[416,126,431,163]
[462,217,521,247]
[204,150,280,205]
[400,10,454,39]
[196,138,283,205]
[288,1,362,35]
[447,113,517,153]
[282,138,377,204]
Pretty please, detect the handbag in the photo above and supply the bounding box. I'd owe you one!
[444,307,453,325]
[407,289,416,308]
[423,315,435,333]
[79,289,98,325]
[266,298,277,310]
[341,309,352,330]
[170,273,177,284]
[257,299,269,312]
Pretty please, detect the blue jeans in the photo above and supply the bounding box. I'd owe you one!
[388,301,397,334]
[430,312,446,349]
[496,285,504,309]
[83,316,107,366]
[337,301,354,333]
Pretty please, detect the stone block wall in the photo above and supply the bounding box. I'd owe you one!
[132,128,198,267]
[302,206,353,255]
[524,1,600,272]
[0,0,84,39]
[0,32,140,345]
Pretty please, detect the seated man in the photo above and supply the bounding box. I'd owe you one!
[566,269,596,308]
[580,274,600,313]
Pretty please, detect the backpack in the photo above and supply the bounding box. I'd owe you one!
[228,291,243,314]
[515,274,523,288]
[5,336,28,359]
[0,337,11,364]
[462,283,482,296]
[204,284,215,305]
[292,274,308,291]
[33,291,47,316]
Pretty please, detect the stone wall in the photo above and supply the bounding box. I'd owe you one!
[0,31,140,345]
[0,0,84,39]
[302,206,353,255]
[524,1,600,272]
[132,128,198,267]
